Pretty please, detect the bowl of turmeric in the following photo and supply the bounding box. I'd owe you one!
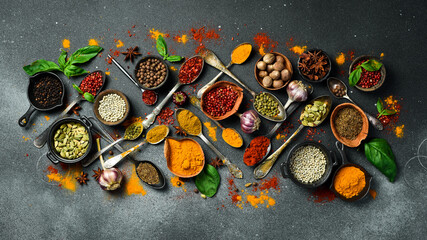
[164,137,205,178]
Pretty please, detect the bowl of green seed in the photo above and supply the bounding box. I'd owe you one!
[47,116,93,164]
[253,92,286,122]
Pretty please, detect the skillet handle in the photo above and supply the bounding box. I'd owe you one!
[335,141,348,165]
[330,151,338,166]
[280,162,289,178]
[18,105,37,127]
[46,151,59,164]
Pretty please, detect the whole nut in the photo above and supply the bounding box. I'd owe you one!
[258,70,268,78]
[273,61,285,71]
[267,64,274,73]
[273,80,284,88]
[256,61,267,71]
[276,55,285,63]
[262,76,273,88]
[263,53,275,64]
[281,69,291,81]
[269,70,281,80]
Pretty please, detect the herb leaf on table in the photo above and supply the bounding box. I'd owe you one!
[155,35,183,62]
[364,138,397,182]
[58,50,67,70]
[23,59,61,76]
[376,98,396,118]
[63,64,87,78]
[66,46,103,66]
[195,164,220,197]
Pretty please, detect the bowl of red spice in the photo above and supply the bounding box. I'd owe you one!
[254,52,293,90]
[297,49,331,83]
[134,55,169,90]
[178,55,204,84]
[349,55,386,91]
[201,81,244,121]
[330,103,369,147]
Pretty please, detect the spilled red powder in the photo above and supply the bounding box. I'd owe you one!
[305,128,326,141]
[346,50,355,61]
[228,178,241,204]
[156,107,175,125]
[190,26,221,54]
[259,176,280,191]
[253,33,278,55]
[308,186,336,204]
[47,166,59,174]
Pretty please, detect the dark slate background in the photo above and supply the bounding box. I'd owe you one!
[1,0,426,239]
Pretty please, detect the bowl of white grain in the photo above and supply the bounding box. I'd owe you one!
[93,89,130,126]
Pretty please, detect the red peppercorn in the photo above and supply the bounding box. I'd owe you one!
[79,72,103,95]
[202,86,238,117]
[142,90,157,105]
[353,60,381,88]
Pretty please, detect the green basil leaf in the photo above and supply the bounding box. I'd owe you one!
[72,84,84,94]
[364,138,397,182]
[195,164,220,197]
[166,55,183,62]
[361,59,382,71]
[156,35,168,57]
[23,59,61,76]
[83,92,95,103]
[376,98,384,113]
[348,67,362,87]
[382,109,396,116]
[58,50,67,70]
[66,46,103,66]
[64,64,87,78]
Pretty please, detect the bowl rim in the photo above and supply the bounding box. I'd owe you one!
[200,80,244,121]
[349,55,386,92]
[133,55,169,90]
[164,137,205,178]
[254,51,293,90]
[330,103,369,148]
[297,48,331,83]
[93,89,130,126]
[135,160,166,189]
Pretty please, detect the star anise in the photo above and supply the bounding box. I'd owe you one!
[173,126,187,136]
[122,46,141,62]
[209,157,223,168]
[76,172,89,185]
[92,167,103,181]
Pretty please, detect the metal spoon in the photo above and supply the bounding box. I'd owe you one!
[108,54,159,106]
[142,56,204,129]
[197,42,252,98]
[103,125,170,169]
[200,49,286,122]
[83,121,143,167]
[190,96,244,148]
[33,70,106,148]
[254,96,332,179]
[175,108,243,178]
[327,77,383,131]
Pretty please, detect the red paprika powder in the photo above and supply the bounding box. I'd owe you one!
[178,56,203,84]
[142,90,157,105]
[243,136,270,166]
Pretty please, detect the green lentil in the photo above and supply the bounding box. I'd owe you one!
[254,93,280,117]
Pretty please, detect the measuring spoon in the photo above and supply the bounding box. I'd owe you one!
[142,56,204,129]
[108,54,159,106]
[201,49,286,122]
[254,96,332,179]
[197,43,252,98]
[175,108,243,178]
[190,96,244,148]
[33,70,106,148]
[103,125,170,169]
[327,77,383,131]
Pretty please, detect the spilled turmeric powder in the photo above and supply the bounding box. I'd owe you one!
[88,39,99,46]
[203,121,217,141]
[290,45,307,55]
[336,52,345,65]
[124,165,147,196]
[395,125,404,138]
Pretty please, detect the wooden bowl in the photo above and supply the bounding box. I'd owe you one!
[200,81,244,121]
[330,103,369,147]
[93,89,130,126]
[164,137,205,178]
[349,55,386,92]
[254,52,293,90]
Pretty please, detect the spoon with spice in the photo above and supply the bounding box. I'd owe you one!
[197,42,252,99]
[200,49,286,122]
[190,96,244,148]
[81,121,143,167]
[33,71,106,148]
[103,125,170,169]
[254,96,332,179]
[327,77,383,131]
[175,108,243,178]
[142,56,204,129]
[108,54,159,106]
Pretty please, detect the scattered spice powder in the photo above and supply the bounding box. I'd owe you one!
[62,39,70,48]
[253,32,278,55]
[148,28,170,39]
[380,53,385,59]
[203,121,217,141]
[125,165,147,196]
[156,107,175,125]
[395,125,405,138]
[369,189,377,200]
[88,39,99,46]
[379,95,403,135]
[44,115,50,121]
[336,52,345,65]
[246,192,276,208]
[170,66,177,71]
[116,39,124,48]
[170,176,187,192]
[190,26,221,54]
[290,45,307,55]
[173,34,188,44]
[45,164,82,192]
[308,186,336,204]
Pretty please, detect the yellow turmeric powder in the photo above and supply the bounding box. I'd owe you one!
[177,109,201,135]
[395,124,404,138]
[203,122,217,141]
[146,125,168,144]
[231,43,252,64]
[334,166,366,198]
[222,128,243,148]
[165,138,204,177]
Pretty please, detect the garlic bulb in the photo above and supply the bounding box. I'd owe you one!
[98,168,123,191]
[240,110,261,134]
[284,80,308,109]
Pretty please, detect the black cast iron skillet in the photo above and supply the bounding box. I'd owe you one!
[18,72,65,127]
[281,141,337,188]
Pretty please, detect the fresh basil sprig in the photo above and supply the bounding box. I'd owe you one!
[195,164,220,197]
[155,35,183,62]
[348,59,382,86]
[364,138,397,182]
[376,98,396,118]
[72,84,95,102]
[23,46,103,78]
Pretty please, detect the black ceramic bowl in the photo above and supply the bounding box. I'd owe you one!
[297,48,331,83]
[135,160,166,190]
[46,116,93,164]
[349,55,386,92]
[134,55,169,90]
[281,141,337,188]
[330,163,373,202]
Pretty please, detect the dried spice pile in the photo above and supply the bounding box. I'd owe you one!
[334,107,363,140]
[298,50,330,81]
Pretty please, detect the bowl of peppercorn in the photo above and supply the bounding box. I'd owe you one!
[134,55,169,90]
[349,55,386,92]
[297,49,331,83]
[200,81,244,121]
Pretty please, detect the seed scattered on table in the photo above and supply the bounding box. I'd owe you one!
[98,93,126,122]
